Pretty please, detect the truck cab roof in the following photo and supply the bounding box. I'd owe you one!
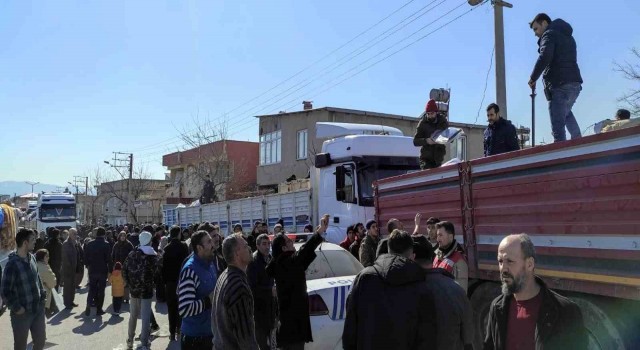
[321,134,417,160]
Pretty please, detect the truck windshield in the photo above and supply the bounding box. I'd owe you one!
[39,204,76,221]
[358,165,420,206]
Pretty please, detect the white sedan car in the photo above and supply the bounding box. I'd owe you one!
[295,241,364,350]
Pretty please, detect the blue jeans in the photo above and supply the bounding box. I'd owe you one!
[548,82,582,142]
[10,304,46,350]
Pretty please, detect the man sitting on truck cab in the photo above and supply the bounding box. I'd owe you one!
[433,221,468,293]
[413,99,449,170]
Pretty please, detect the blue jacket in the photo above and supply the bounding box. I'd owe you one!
[530,19,583,89]
[484,118,519,157]
[178,254,218,337]
[0,252,46,313]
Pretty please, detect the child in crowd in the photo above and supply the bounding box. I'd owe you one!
[110,262,125,314]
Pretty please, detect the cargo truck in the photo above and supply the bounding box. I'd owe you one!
[374,126,640,349]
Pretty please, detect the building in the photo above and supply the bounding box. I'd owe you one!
[99,179,166,225]
[162,140,259,205]
[256,106,486,188]
[76,194,105,226]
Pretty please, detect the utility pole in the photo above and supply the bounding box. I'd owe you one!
[469,0,513,119]
[25,181,39,196]
[105,152,134,223]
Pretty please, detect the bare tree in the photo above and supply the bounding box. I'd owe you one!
[614,48,640,115]
[172,115,253,203]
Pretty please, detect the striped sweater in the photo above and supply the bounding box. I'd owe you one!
[178,254,217,337]
[212,265,259,350]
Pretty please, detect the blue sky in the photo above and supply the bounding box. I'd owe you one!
[2,0,639,186]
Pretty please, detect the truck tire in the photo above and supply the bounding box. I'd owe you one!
[568,293,640,350]
[469,281,501,349]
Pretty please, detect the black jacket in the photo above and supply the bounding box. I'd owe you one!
[424,268,474,350]
[530,19,583,89]
[128,233,140,248]
[484,118,519,157]
[265,232,323,346]
[44,238,62,274]
[84,237,112,277]
[247,250,276,332]
[413,113,449,166]
[483,276,587,350]
[342,254,437,350]
[112,240,134,265]
[161,238,189,284]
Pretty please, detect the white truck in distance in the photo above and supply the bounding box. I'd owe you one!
[164,122,466,243]
[26,193,77,232]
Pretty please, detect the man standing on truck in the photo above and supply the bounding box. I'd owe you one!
[484,103,519,156]
[528,13,583,142]
[414,99,449,169]
[484,234,587,350]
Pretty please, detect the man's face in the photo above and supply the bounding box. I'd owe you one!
[197,234,215,261]
[531,21,547,38]
[282,235,295,252]
[27,233,36,251]
[426,224,437,241]
[210,233,220,250]
[235,237,253,265]
[68,229,77,241]
[498,239,531,295]
[426,111,437,121]
[487,108,500,125]
[234,226,242,233]
[368,223,379,237]
[436,228,453,248]
[347,229,355,241]
[259,225,268,234]
[274,226,282,234]
[257,238,271,257]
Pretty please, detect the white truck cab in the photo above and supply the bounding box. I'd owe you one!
[35,193,77,232]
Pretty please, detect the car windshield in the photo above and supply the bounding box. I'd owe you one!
[305,246,363,281]
[39,204,76,220]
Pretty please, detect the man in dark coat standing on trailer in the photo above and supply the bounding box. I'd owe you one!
[484,103,520,157]
[414,99,449,169]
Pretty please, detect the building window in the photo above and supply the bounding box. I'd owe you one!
[260,130,281,165]
[297,129,308,159]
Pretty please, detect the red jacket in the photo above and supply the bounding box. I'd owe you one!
[339,237,354,251]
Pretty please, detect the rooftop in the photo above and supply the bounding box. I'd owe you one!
[255,106,486,130]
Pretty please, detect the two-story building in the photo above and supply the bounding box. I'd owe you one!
[256,106,486,189]
[99,179,166,225]
[162,140,259,205]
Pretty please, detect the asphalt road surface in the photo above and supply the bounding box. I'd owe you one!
[0,274,179,350]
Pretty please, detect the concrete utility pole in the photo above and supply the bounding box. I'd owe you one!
[25,181,39,196]
[469,0,513,119]
[105,152,134,223]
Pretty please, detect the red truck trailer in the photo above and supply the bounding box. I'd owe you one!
[374,126,640,349]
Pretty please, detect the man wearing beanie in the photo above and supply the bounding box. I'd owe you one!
[413,99,449,170]
[83,226,112,316]
[123,230,159,350]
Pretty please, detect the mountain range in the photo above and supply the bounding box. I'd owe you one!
[0,181,65,197]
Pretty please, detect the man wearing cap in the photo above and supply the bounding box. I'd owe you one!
[83,226,112,316]
[123,230,159,350]
[601,108,639,132]
[413,99,449,170]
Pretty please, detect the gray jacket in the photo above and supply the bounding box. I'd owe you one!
[61,239,77,276]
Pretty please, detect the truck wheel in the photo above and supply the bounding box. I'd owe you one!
[569,294,639,350]
[469,281,501,349]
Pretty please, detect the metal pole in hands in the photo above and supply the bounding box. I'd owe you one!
[530,87,536,147]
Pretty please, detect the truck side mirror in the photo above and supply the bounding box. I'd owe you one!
[335,165,346,201]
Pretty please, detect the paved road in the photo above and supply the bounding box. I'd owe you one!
[0,274,180,350]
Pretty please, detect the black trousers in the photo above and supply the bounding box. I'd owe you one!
[62,271,76,307]
[255,325,272,350]
[181,335,212,350]
[86,275,106,311]
[165,281,181,335]
[113,297,123,313]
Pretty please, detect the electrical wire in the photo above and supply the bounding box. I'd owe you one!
[475,45,495,124]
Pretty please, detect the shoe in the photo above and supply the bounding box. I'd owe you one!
[169,333,176,342]
[96,309,106,316]
[150,324,160,333]
[126,339,133,350]
[72,303,79,307]
[85,309,90,316]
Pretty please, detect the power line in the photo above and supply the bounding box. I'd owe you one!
[126,0,418,153]
[226,0,479,136]
[475,45,495,124]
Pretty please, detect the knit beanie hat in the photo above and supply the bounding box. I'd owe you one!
[425,99,438,113]
[365,220,377,230]
[139,231,152,246]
